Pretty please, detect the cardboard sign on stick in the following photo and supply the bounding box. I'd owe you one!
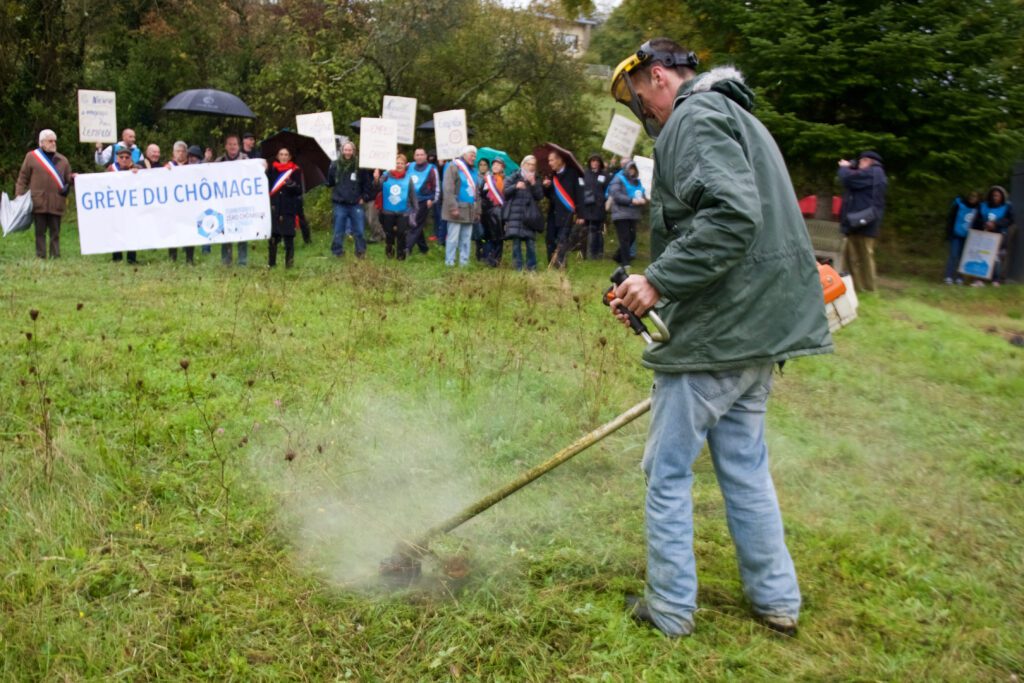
[602,113,641,158]
[383,96,417,145]
[358,118,398,170]
[433,109,467,161]
[296,111,338,160]
[78,90,118,144]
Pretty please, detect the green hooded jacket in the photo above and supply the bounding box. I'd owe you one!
[642,67,833,372]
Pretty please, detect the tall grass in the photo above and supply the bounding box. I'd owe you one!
[1,223,1022,680]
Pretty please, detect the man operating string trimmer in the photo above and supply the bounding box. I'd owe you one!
[607,39,833,637]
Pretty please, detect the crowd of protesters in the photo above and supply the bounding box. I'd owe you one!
[943,186,1014,286]
[14,126,650,271]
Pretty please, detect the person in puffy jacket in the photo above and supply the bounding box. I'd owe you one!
[607,160,648,265]
[578,153,611,259]
[838,151,888,292]
[502,155,544,271]
[971,185,1014,285]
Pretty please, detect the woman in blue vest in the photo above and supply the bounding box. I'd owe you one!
[943,191,979,284]
[607,160,647,266]
[376,153,419,260]
[971,185,1014,286]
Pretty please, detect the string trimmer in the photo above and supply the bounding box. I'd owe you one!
[379,267,669,581]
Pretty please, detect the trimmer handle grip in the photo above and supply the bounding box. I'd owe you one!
[603,266,651,339]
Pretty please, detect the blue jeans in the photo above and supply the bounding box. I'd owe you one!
[511,237,536,271]
[642,365,799,636]
[944,236,965,280]
[445,221,473,266]
[331,203,366,256]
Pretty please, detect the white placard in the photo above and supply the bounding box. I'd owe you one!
[358,118,398,170]
[602,114,641,158]
[296,111,337,160]
[382,96,417,145]
[959,229,1003,280]
[633,155,654,196]
[75,160,271,254]
[433,109,467,161]
[78,90,118,144]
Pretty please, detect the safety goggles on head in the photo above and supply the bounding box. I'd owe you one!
[610,41,699,138]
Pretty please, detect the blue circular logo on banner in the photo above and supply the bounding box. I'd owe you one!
[196,208,225,239]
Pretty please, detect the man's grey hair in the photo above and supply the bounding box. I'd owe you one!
[461,145,477,157]
[38,129,57,144]
[173,140,187,152]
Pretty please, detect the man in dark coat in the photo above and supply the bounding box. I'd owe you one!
[838,150,888,292]
[215,134,251,265]
[542,150,584,268]
[326,140,375,258]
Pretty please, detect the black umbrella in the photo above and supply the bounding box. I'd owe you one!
[162,89,256,118]
[259,130,331,190]
[533,142,584,176]
[349,120,362,131]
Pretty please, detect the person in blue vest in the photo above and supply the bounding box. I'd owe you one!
[441,146,481,267]
[971,185,1014,286]
[542,150,584,269]
[376,153,419,260]
[107,147,138,264]
[94,129,142,167]
[405,148,440,256]
[943,191,980,285]
[608,160,648,266]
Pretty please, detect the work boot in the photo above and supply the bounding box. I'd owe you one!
[757,613,798,637]
[625,595,693,638]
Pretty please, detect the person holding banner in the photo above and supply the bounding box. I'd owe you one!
[441,146,481,267]
[479,158,507,267]
[327,141,373,259]
[15,129,75,259]
[542,150,584,269]
[94,129,141,167]
[501,155,545,272]
[107,148,138,264]
[136,144,163,169]
[164,142,195,264]
[267,148,304,268]
[376,154,419,261]
[406,148,440,257]
[215,134,250,266]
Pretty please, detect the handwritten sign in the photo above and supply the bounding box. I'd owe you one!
[602,114,641,158]
[383,96,417,145]
[75,160,271,254]
[78,90,118,144]
[633,155,654,196]
[433,109,467,161]
[959,229,1003,280]
[358,118,398,170]
[296,111,337,160]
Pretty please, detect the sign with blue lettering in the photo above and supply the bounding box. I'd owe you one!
[74,159,271,254]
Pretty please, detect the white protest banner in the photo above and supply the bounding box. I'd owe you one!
[602,113,641,158]
[296,111,337,160]
[382,96,417,145]
[75,160,271,254]
[959,229,1003,280]
[78,90,118,143]
[633,155,654,196]
[433,109,467,160]
[358,118,398,170]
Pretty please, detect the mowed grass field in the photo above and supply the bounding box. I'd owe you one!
[1,218,1022,681]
